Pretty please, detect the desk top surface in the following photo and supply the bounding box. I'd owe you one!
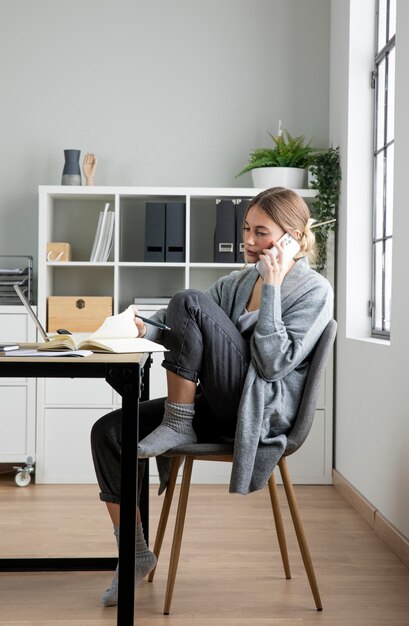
[0,345,148,365]
[0,353,147,364]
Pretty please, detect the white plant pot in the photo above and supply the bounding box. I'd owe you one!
[251,167,306,190]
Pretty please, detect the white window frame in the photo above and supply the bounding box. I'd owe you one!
[371,0,396,338]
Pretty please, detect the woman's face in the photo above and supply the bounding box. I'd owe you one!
[242,204,285,263]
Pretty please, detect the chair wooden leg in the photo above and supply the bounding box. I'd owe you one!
[268,472,291,579]
[278,457,323,611]
[148,456,181,583]
[163,456,194,615]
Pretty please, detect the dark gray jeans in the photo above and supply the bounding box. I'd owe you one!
[91,289,250,504]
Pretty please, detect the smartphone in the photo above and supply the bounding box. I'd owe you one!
[255,232,300,276]
[271,232,300,258]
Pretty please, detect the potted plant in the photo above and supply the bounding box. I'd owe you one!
[309,146,341,273]
[237,129,317,189]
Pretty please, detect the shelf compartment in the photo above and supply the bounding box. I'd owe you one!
[49,266,114,298]
[189,266,241,292]
[120,195,186,263]
[118,266,185,311]
[189,196,251,264]
[51,197,115,262]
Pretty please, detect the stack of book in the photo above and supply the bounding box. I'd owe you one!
[0,255,33,304]
[90,203,115,262]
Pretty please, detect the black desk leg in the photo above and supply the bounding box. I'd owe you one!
[106,363,141,626]
[139,357,151,541]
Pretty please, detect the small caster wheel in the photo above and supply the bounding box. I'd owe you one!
[15,471,32,487]
[13,457,35,487]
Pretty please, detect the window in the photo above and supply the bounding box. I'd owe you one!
[371,0,396,338]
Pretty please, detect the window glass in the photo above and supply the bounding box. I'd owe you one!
[389,0,396,38]
[377,0,387,51]
[374,152,384,239]
[385,143,394,236]
[386,47,395,143]
[384,237,392,332]
[376,58,385,150]
[373,241,383,330]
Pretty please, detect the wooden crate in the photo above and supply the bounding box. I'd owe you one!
[47,296,113,332]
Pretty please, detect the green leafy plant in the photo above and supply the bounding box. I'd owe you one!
[309,146,341,273]
[237,129,317,177]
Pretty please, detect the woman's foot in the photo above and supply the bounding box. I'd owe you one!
[102,549,157,607]
[137,400,196,458]
[102,521,157,607]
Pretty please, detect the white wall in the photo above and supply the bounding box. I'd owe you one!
[0,0,330,291]
[331,0,409,541]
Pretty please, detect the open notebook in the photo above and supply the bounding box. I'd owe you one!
[13,285,166,354]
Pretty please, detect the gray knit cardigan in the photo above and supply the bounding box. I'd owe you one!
[145,257,333,495]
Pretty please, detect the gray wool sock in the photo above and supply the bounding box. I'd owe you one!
[102,522,157,608]
[137,400,197,458]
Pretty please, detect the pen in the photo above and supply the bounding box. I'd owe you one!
[137,315,171,331]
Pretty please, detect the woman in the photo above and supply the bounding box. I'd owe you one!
[91,186,334,606]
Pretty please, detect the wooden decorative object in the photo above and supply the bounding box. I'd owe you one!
[46,243,72,262]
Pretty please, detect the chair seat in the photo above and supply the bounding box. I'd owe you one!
[163,442,234,457]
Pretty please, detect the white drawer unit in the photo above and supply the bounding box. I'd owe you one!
[34,378,116,483]
[35,405,114,484]
[0,306,37,464]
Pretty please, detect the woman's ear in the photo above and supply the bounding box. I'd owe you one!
[292,229,302,241]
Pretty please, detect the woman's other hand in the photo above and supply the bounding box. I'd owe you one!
[131,306,147,337]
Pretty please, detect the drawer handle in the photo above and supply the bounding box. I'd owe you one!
[76,299,85,309]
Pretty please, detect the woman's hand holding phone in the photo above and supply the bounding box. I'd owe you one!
[259,233,300,285]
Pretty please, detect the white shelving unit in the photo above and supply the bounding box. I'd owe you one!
[0,306,37,464]
[36,185,333,485]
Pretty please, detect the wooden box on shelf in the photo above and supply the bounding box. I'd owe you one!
[46,242,72,262]
[47,296,112,332]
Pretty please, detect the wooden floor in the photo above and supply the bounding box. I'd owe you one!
[0,472,409,626]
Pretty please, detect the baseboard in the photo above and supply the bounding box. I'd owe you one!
[333,469,409,569]
[332,469,376,528]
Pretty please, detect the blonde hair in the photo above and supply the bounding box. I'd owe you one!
[245,187,316,262]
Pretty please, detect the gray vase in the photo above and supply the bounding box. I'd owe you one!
[61,149,82,185]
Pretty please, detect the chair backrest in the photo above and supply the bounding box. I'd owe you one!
[284,318,337,457]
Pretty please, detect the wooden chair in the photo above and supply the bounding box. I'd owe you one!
[148,319,337,615]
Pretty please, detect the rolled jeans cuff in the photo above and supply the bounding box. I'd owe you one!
[161,361,199,383]
[99,492,120,505]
